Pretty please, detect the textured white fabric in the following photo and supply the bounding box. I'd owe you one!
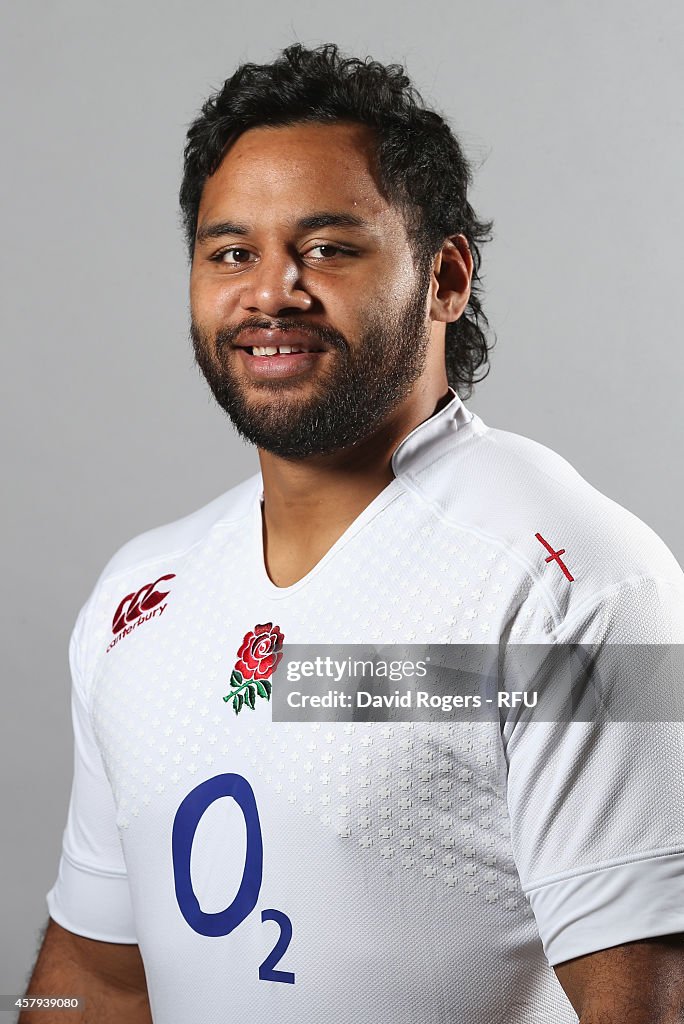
[526,850,684,964]
[47,604,136,941]
[46,388,684,1023]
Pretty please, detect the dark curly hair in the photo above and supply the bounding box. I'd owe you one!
[180,43,494,398]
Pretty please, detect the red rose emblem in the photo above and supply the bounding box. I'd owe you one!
[236,622,284,681]
[224,622,284,714]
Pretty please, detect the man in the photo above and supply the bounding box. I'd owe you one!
[23,43,684,1023]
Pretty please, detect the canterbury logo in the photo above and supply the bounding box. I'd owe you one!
[106,573,176,653]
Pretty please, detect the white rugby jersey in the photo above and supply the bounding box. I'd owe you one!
[47,388,684,1024]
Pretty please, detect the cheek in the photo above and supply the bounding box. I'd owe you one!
[385,255,424,307]
[190,271,236,323]
[360,248,420,313]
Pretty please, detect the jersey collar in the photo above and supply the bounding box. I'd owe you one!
[390,386,476,478]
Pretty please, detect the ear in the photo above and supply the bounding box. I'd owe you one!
[430,234,473,323]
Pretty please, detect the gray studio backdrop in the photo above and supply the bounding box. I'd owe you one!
[3,0,683,1000]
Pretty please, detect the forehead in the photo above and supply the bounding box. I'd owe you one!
[197,121,399,229]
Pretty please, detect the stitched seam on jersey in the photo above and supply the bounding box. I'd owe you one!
[398,471,565,627]
[70,600,102,730]
[69,606,88,702]
[545,575,683,644]
[523,845,684,891]
[74,508,256,707]
[400,424,603,630]
[486,429,583,490]
[396,417,486,476]
[77,499,260,700]
[94,504,257,589]
[62,848,129,880]
[390,388,476,469]
[405,426,580,502]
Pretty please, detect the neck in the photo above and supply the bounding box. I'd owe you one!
[258,381,453,540]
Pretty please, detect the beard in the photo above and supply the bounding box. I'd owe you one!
[191,264,433,460]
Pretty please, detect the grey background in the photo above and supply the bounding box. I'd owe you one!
[2,0,683,999]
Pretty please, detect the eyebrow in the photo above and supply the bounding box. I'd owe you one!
[195,211,371,245]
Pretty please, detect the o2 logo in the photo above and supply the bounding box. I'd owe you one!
[172,773,295,984]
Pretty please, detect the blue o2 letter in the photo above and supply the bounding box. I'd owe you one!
[172,773,263,937]
[259,909,295,984]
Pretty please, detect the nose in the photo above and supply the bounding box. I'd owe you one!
[238,250,313,317]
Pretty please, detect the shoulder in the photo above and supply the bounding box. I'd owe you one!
[406,414,683,631]
[96,471,260,584]
[71,472,261,663]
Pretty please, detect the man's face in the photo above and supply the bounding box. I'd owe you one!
[190,121,436,459]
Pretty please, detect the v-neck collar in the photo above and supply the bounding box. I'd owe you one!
[252,387,474,596]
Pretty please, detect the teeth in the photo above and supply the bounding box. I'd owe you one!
[252,345,306,356]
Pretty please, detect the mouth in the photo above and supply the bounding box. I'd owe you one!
[240,343,326,357]
[234,328,330,354]
[231,328,332,379]
[234,342,329,380]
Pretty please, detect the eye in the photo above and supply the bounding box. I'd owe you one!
[306,244,357,260]
[211,247,256,265]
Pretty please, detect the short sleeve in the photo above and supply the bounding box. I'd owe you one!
[504,575,684,966]
[46,603,137,942]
